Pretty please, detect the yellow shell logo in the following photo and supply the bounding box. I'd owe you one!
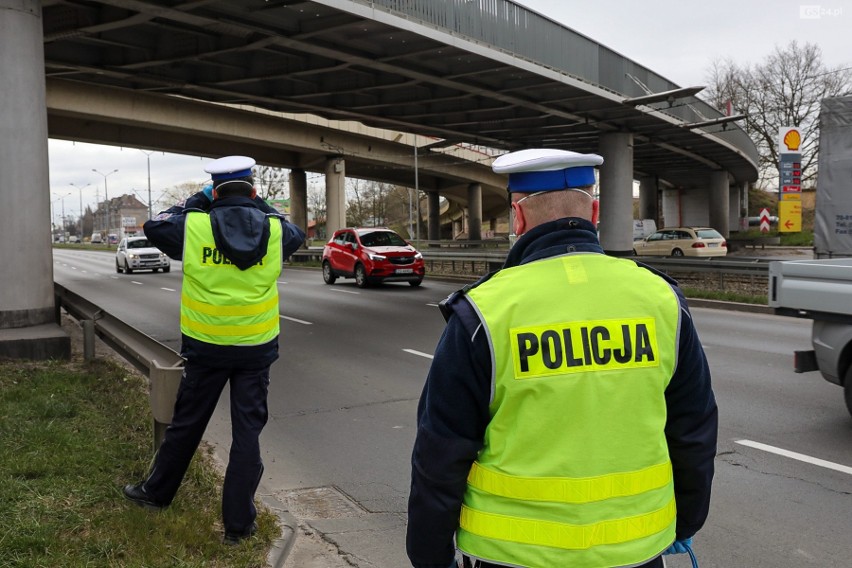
[784,129,801,151]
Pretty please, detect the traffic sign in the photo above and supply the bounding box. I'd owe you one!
[779,201,802,233]
[759,208,771,233]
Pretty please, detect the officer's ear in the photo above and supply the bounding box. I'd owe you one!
[511,200,527,236]
[250,187,257,199]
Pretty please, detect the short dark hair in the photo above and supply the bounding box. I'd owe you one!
[213,176,253,199]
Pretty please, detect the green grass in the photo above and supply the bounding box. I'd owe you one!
[0,357,277,567]
[730,227,814,247]
[681,287,767,305]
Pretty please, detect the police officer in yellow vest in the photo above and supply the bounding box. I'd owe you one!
[123,156,305,545]
[407,149,718,568]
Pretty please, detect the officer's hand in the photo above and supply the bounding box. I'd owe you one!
[663,536,693,555]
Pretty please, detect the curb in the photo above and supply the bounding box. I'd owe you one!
[258,482,299,568]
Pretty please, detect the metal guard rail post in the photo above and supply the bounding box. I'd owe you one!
[54,283,184,452]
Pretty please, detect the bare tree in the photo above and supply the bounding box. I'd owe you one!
[705,41,852,189]
[157,181,205,210]
[345,179,396,227]
[254,165,289,200]
[307,181,327,238]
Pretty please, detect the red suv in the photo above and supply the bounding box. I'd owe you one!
[322,228,425,288]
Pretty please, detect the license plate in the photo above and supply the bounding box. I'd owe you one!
[709,243,719,247]
[396,268,414,274]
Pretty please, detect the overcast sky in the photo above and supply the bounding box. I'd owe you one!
[48,0,851,222]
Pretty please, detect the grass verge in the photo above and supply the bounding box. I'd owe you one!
[0,349,277,567]
[681,287,767,305]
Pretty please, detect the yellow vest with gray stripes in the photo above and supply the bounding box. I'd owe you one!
[459,252,680,568]
[180,211,282,346]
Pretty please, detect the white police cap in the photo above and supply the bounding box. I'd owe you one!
[203,155,256,181]
[493,148,603,193]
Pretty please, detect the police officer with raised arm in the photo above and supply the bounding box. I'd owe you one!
[123,156,305,545]
[407,148,718,568]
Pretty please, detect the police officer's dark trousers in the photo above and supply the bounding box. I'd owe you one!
[143,358,270,533]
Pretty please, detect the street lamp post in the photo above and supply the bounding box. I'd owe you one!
[139,150,154,220]
[92,168,118,235]
[52,192,71,239]
[70,182,91,236]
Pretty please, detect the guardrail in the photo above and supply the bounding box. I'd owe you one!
[291,247,769,291]
[54,283,183,451]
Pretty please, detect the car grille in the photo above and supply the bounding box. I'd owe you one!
[140,253,161,260]
[388,256,414,265]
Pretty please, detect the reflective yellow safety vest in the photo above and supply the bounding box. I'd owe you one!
[459,253,680,568]
[180,212,282,346]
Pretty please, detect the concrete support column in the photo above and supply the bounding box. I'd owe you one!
[289,168,307,245]
[597,132,634,255]
[709,170,730,237]
[467,183,482,241]
[427,191,440,241]
[638,176,658,223]
[738,182,750,232]
[0,0,69,359]
[324,157,346,238]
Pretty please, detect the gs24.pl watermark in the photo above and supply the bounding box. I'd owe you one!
[800,5,843,18]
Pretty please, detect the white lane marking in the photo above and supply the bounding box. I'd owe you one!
[280,315,312,325]
[161,287,176,292]
[330,288,359,295]
[426,303,439,307]
[131,281,143,285]
[404,348,434,359]
[110,276,119,280]
[277,280,288,284]
[735,439,852,476]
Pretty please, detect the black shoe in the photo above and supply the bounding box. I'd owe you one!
[223,522,258,545]
[123,483,166,510]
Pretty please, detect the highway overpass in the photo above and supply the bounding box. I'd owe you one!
[1,0,759,358]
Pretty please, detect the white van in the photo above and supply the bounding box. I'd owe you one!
[91,233,104,244]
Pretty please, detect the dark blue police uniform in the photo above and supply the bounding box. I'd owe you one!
[129,187,304,538]
[407,217,718,568]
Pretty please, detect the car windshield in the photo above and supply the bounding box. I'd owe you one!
[695,229,723,239]
[359,231,407,247]
[128,239,152,249]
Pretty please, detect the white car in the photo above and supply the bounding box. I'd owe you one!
[115,236,171,273]
[633,227,727,258]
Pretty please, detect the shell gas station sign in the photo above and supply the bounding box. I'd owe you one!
[778,127,803,232]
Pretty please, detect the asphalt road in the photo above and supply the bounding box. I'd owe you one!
[52,249,852,568]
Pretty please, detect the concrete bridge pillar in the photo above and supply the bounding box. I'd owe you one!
[0,0,69,359]
[427,191,440,241]
[289,168,307,245]
[709,170,730,237]
[325,157,346,237]
[597,132,634,256]
[638,176,658,224]
[467,183,482,241]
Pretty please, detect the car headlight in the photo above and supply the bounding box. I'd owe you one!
[160,253,168,259]
[414,252,423,260]
[127,253,138,259]
[368,253,386,261]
